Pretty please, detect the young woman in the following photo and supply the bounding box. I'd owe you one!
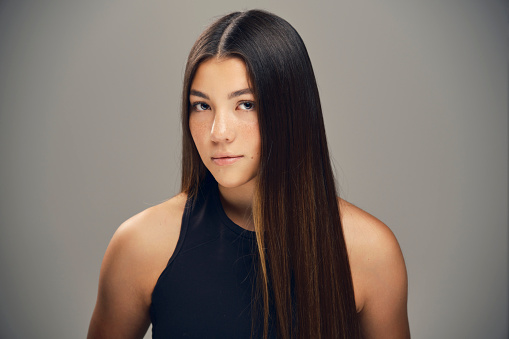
[88,9,410,339]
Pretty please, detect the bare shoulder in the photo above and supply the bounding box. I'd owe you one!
[87,193,187,339]
[116,192,187,250]
[339,198,410,338]
[339,199,404,270]
[107,192,188,299]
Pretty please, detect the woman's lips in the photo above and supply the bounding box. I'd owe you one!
[211,155,243,166]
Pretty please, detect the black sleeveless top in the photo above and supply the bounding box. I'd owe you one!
[150,178,276,338]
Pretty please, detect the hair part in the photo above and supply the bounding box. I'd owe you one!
[180,10,361,339]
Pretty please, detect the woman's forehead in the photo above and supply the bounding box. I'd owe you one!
[191,57,253,97]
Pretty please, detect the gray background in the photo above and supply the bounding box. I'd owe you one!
[0,1,507,338]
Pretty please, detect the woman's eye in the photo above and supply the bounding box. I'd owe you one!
[238,101,255,110]
[192,102,210,111]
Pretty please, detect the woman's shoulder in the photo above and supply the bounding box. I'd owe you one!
[116,192,188,244]
[339,198,402,262]
[88,193,188,337]
[103,193,188,301]
[338,198,408,317]
[112,192,187,252]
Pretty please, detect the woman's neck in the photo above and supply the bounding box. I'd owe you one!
[218,180,256,231]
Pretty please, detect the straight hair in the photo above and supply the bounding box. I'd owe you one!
[180,9,361,339]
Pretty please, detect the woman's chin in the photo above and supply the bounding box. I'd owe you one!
[213,173,258,191]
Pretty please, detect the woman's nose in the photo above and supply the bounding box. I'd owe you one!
[210,110,235,143]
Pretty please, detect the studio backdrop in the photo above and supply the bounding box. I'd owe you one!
[0,1,507,338]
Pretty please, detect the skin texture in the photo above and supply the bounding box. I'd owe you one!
[87,57,410,339]
[87,193,187,339]
[341,199,410,338]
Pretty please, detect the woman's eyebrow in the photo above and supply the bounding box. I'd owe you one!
[228,88,253,99]
[190,89,209,100]
[190,88,253,100]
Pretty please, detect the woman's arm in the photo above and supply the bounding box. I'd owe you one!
[340,199,410,339]
[357,225,409,338]
[87,194,186,339]
[87,220,152,339]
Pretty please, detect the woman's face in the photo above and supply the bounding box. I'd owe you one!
[189,57,261,191]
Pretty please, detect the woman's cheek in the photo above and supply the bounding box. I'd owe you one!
[189,117,209,145]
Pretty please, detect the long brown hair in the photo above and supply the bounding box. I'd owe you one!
[180,10,360,339]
